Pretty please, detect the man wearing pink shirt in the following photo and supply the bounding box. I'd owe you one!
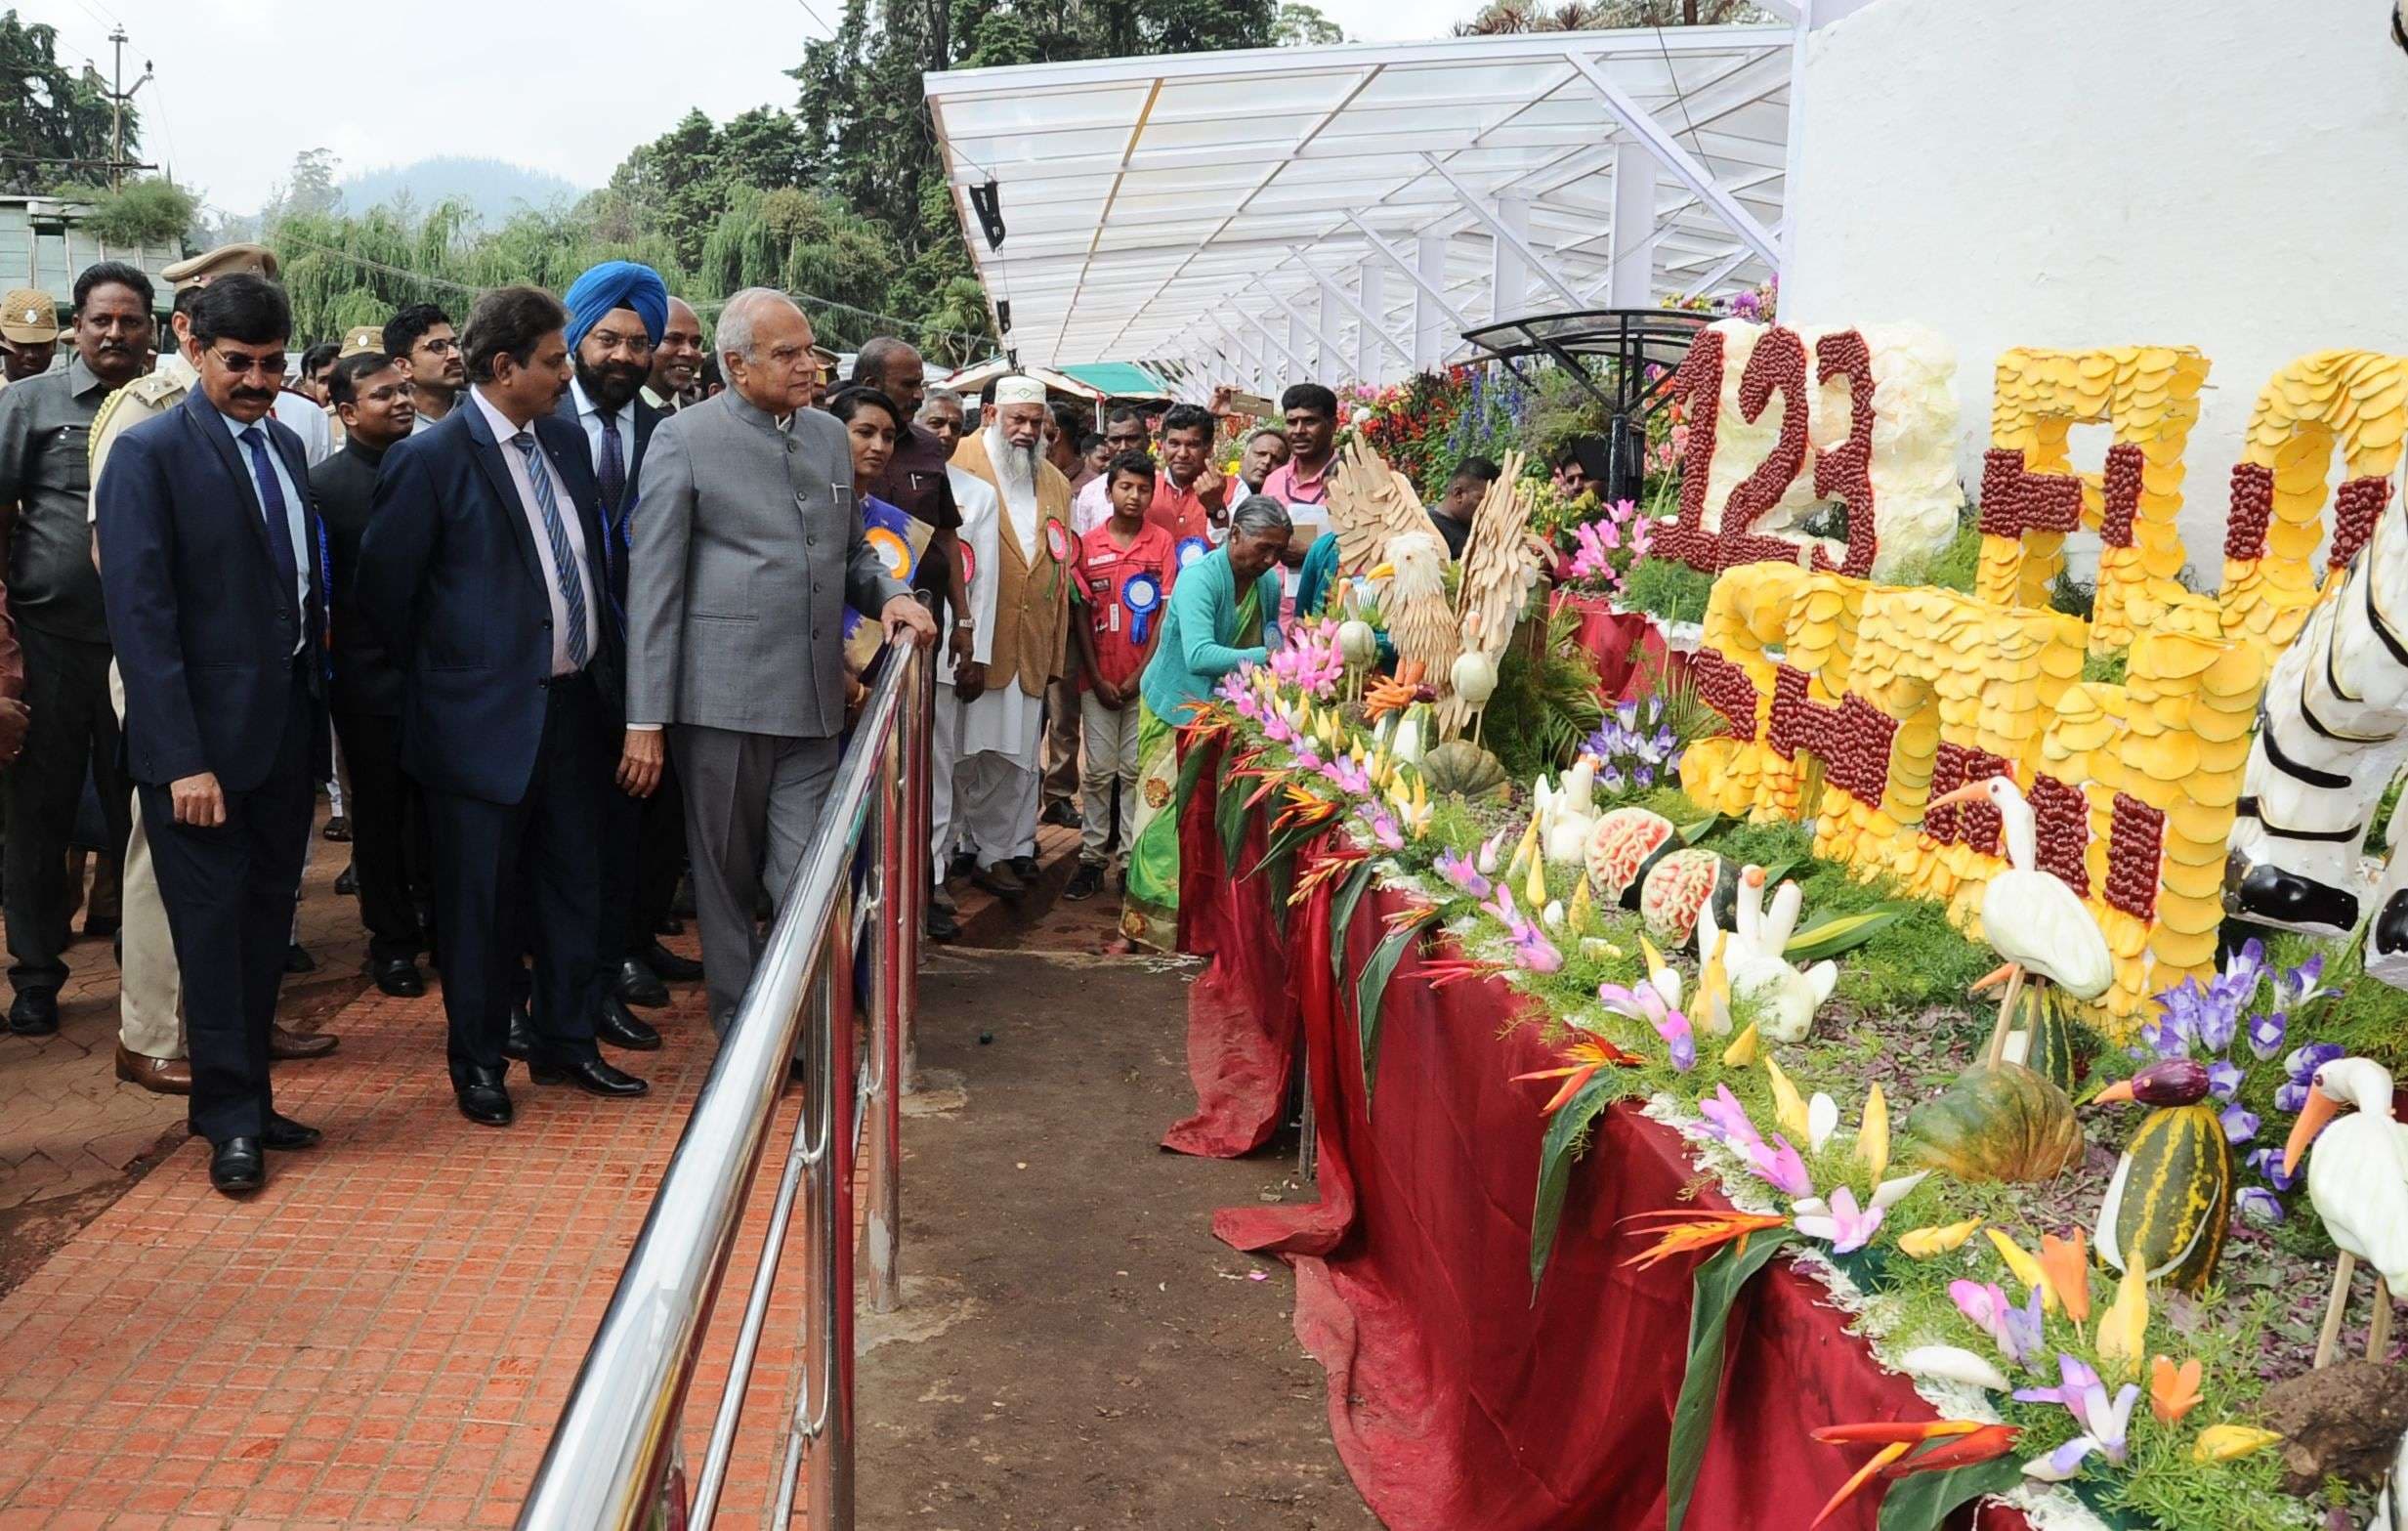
[1261,382,1336,562]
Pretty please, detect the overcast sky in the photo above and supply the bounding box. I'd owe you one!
[28,0,1469,215]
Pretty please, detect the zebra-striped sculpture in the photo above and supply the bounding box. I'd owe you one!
[2227,506,2408,981]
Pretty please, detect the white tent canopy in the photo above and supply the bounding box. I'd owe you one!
[923,23,1801,394]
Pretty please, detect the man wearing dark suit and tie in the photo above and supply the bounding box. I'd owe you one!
[359,284,649,1127]
[96,275,329,1195]
[313,348,426,998]
[553,262,694,1052]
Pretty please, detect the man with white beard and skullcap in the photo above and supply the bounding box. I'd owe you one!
[944,376,1073,898]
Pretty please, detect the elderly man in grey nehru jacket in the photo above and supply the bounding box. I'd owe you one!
[620,287,936,1032]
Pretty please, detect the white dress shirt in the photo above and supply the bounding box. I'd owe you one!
[222,410,311,654]
[470,387,598,677]
[569,376,638,484]
[271,389,333,467]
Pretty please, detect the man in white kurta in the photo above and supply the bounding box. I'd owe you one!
[953,429,1045,889]
[931,463,1000,890]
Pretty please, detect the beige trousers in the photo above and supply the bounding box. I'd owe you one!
[108,660,185,1058]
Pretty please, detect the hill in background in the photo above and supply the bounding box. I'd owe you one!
[337,156,586,223]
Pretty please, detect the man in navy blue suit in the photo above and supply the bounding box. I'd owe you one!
[359,284,649,1127]
[550,261,687,1052]
[96,275,329,1196]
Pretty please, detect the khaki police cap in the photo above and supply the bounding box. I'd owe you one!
[338,325,387,359]
[161,242,281,289]
[0,289,62,343]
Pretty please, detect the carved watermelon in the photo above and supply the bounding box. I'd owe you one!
[1585,808,1675,906]
[1639,847,1729,944]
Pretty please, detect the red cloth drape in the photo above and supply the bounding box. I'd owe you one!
[1177,798,2034,1531]
[1551,591,1672,702]
[1161,737,1300,1157]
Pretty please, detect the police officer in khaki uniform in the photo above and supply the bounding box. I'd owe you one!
[89,242,343,1090]
[0,288,63,386]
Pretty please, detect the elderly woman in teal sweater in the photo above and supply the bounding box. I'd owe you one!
[1120,496,1293,951]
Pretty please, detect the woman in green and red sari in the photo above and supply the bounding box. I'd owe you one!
[1120,497,1293,951]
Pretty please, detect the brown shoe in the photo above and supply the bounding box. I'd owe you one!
[115,1045,193,1095]
[270,1024,340,1060]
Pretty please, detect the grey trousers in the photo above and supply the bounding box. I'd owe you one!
[669,724,840,1032]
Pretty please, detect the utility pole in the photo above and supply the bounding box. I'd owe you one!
[104,28,154,191]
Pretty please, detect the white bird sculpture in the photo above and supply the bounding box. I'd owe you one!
[2283,1055,2408,1368]
[1696,864,1837,1043]
[1923,775,2114,1067]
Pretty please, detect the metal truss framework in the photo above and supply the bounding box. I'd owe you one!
[923,20,1837,395]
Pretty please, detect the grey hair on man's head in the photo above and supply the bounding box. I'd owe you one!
[1231,494,1292,540]
[918,385,964,415]
[715,287,796,363]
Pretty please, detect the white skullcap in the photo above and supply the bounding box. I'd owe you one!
[993,375,1047,406]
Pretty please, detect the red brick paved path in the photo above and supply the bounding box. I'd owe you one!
[0,803,1089,1531]
[0,949,842,1531]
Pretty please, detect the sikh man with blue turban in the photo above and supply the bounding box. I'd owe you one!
[549,260,705,1055]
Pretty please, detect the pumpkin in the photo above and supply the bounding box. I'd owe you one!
[1419,739,1510,801]
[1903,1062,2084,1183]
[1638,847,1733,945]
[2095,1059,2234,1296]
[1585,808,1675,905]
[1996,982,2081,1095]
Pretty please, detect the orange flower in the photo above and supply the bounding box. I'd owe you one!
[1417,957,1506,989]
[1275,784,1338,831]
[2038,1228,2091,1330]
[1809,1421,2017,1528]
[1511,1036,1644,1115]
[1288,850,1367,906]
[1621,1209,1789,1271]
[2150,1355,2203,1425]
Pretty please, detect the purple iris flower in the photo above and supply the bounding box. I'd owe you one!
[2246,1009,2287,1061]
[2220,1103,2260,1144]
[2206,1059,2244,1103]
[2248,1145,2297,1193]
[2236,1187,2286,1225]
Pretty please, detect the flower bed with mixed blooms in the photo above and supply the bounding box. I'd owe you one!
[1176,623,2400,1530]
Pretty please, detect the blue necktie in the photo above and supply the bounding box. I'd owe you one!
[509,430,590,669]
[237,426,301,616]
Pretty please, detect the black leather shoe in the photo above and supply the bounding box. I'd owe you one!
[454,1067,514,1127]
[1010,855,1040,881]
[927,904,960,943]
[642,942,704,982]
[596,997,662,1051]
[7,990,59,1037]
[614,957,669,1009]
[530,1056,650,1098]
[335,864,358,896]
[502,1004,535,1062]
[262,1114,321,1150]
[209,1137,265,1194]
[284,942,317,974]
[323,815,351,842]
[371,957,425,998]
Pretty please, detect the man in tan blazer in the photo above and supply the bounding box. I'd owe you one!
[943,376,1072,898]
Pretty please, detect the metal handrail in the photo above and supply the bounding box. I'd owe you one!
[518,628,931,1531]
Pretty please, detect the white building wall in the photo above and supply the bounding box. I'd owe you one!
[1784,0,2408,566]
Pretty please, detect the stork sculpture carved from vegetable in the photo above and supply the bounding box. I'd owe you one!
[1924,775,2114,1068]
[2093,1059,2233,1297]
[2283,1055,2408,1368]
[1696,865,1837,1043]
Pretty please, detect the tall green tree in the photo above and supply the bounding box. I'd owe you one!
[0,11,132,194]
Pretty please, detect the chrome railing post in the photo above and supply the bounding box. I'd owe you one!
[518,637,918,1531]
[864,647,908,1315]
[788,880,858,1530]
[904,620,933,1093]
